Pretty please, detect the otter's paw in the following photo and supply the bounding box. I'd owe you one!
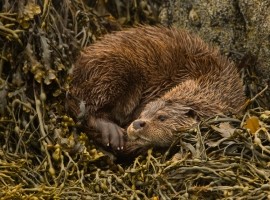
[96,119,125,150]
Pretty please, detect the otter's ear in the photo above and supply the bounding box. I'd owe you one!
[166,99,173,105]
[185,107,199,120]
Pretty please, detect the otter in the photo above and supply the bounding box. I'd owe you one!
[67,26,245,152]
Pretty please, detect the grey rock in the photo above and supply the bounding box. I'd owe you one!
[160,0,270,108]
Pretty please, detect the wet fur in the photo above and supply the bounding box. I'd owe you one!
[67,26,245,152]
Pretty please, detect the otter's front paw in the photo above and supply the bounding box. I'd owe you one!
[95,119,125,150]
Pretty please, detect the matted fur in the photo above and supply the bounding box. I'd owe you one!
[67,26,245,152]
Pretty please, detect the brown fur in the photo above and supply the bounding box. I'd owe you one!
[67,26,245,152]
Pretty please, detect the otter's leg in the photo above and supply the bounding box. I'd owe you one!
[72,64,144,150]
[88,116,126,150]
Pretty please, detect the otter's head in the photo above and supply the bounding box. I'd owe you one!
[126,98,198,150]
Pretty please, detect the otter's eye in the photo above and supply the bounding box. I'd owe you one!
[157,115,167,122]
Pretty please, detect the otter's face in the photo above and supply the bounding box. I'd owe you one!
[127,99,198,149]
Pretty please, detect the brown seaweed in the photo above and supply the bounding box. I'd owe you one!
[0,1,269,199]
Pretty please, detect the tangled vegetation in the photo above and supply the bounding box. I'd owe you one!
[0,0,269,199]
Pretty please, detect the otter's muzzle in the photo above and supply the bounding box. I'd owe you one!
[132,120,146,130]
[127,119,148,141]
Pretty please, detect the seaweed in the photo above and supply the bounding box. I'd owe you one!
[0,0,269,199]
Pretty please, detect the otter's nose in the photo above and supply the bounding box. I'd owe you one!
[132,120,146,130]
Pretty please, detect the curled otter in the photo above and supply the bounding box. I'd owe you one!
[67,26,245,152]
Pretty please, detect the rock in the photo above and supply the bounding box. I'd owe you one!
[159,0,270,108]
